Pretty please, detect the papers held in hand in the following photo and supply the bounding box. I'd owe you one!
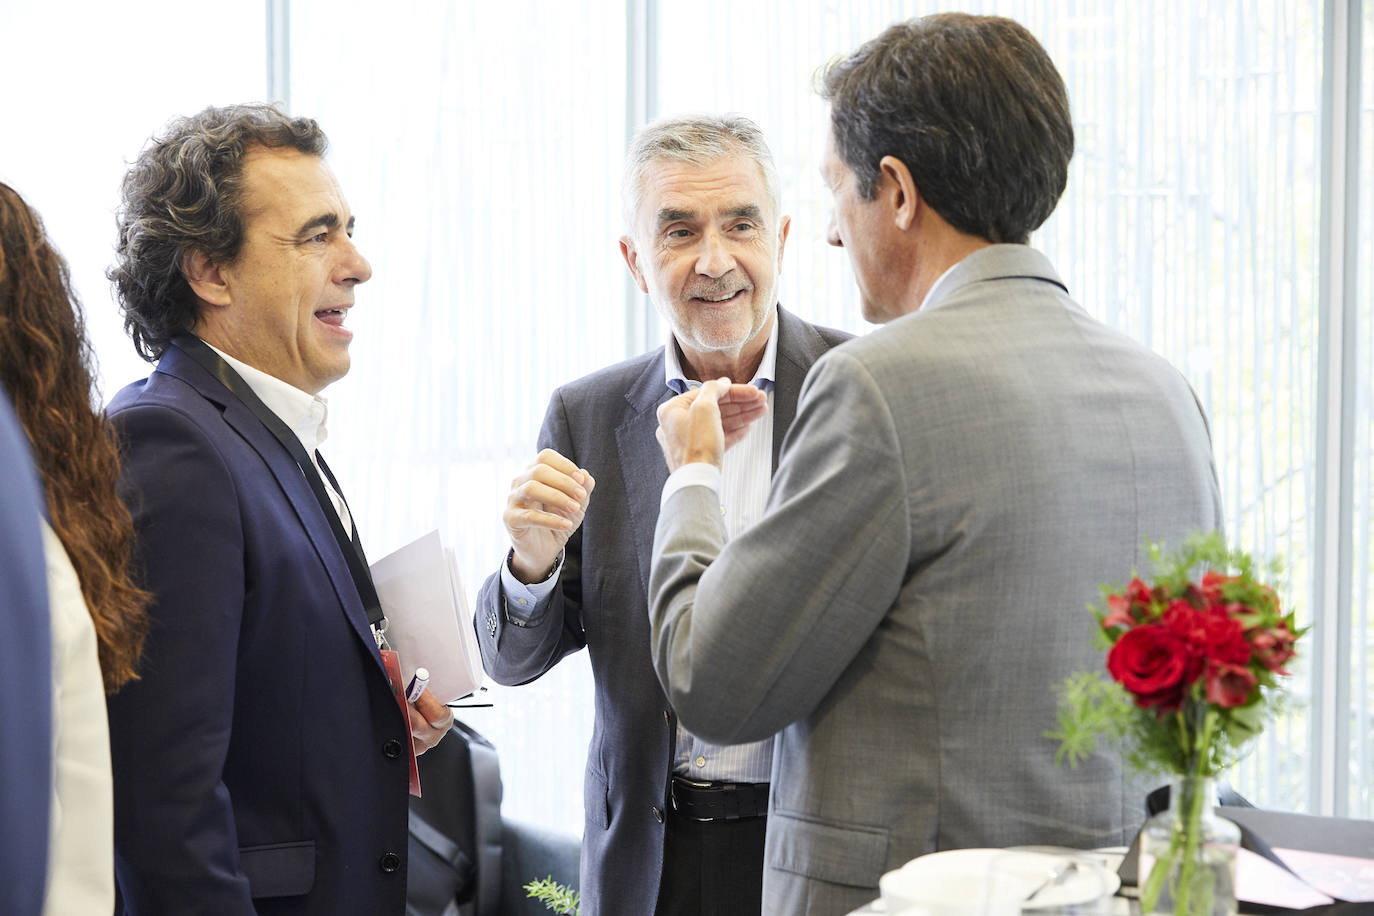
[370,530,483,703]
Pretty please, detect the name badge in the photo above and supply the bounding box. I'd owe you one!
[380,648,422,797]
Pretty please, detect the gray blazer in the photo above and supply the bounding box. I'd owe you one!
[475,307,850,916]
[649,246,1225,915]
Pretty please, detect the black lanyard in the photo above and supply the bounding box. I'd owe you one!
[171,336,386,633]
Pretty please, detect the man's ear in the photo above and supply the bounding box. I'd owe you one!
[775,215,792,269]
[878,155,920,232]
[182,249,232,307]
[619,236,650,294]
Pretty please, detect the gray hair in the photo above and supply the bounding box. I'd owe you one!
[622,114,782,233]
[109,103,329,361]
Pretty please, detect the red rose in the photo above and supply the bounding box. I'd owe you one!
[1163,600,1207,643]
[1103,577,1153,630]
[1102,593,1135,630]
[1106,624,1197,712]
[1205,661,1258,707]
[1249,624,1297,674]
[1126,577,1155,605]
[1163,601,1249,665]
[1198,608,1250,665]
[1200,570,1236,605]
[1182,583,1209,609]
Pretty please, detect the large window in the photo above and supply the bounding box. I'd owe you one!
[656,0,1354,819]
[1349,0,1373,819]
[287,0,628,834]
[0,2,266,400]
[1,0,1368,835]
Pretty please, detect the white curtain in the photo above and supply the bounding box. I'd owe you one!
[287,0,627,834]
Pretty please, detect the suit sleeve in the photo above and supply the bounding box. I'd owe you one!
[107,403,257,913]
[1184,376,1227,536]
[474,389,590,685]
[0,394,51,915]
[648,350,910,744]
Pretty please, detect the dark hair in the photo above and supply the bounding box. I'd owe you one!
[819,13,1074,245]
[0,181,150,692]
[109,103,328,361]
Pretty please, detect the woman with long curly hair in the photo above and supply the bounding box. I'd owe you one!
[0,181,150,914]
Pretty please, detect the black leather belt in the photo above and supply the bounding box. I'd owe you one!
[669,776,770,822]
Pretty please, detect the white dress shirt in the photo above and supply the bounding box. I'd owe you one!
[205,343,351,532]
[504,312,782,784]
[660,318,777,784]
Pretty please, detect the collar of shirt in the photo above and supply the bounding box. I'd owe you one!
[917,260,963,313]
[663,305,780,395]
[201,341,331,456]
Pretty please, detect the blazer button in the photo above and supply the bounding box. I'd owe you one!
[652,806,664,823]
[382,738,403,759]
[379,852,402,873]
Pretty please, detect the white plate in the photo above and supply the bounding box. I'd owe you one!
[880,848,1121,915]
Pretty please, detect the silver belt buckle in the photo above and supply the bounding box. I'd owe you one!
[671,776,721,821]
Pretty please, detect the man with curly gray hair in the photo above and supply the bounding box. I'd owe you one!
[105,103,451,915]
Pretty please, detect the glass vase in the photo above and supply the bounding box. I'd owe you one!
[1137,776,1240,916]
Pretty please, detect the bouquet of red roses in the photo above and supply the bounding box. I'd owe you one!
[1050,531,1303,916]
[1052,531,1300,777]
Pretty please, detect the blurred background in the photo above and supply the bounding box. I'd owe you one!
[1,0,1369,836]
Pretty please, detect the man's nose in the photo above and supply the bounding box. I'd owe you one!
[694,230,736,278]
[339,236,373,285]
[826,214,843,248]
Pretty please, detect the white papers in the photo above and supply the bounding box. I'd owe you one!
[1236,847,1336,909]
[1264,846,1374,904]
[370,530,483,703]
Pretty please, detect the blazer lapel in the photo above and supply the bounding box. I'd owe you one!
[155,348,385,670]
[615,349,674,596]
[771,306,835,472]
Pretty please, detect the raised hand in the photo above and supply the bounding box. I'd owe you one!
[655,379,768,472]
[503,448,596,583]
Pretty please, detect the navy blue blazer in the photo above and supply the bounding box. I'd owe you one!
[107,343,412,915]
[0,389,51,916]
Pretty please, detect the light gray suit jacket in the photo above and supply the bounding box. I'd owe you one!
[475,307,850,916]
[649,245,1225,915]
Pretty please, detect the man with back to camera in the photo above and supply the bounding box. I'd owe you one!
[105,104,451,915]
[473,115,850,915]
[647,15,1225,915]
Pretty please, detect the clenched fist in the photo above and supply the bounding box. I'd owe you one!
[503,448,596,583]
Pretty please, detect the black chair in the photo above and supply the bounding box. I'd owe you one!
[407,721,581,916]
[1144,780,1255,817]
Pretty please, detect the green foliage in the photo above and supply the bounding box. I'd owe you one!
[1047,670,1131,767]
[523,876,581,915]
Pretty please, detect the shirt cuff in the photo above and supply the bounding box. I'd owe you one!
[660,462,722,509]
[501,549,562,623]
